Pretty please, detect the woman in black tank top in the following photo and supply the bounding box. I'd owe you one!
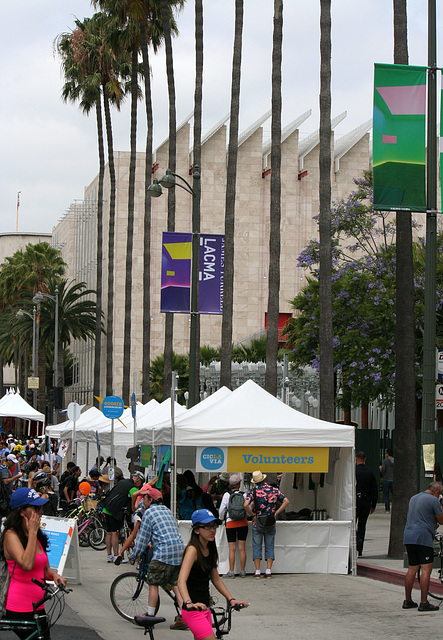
[178,509,248,640]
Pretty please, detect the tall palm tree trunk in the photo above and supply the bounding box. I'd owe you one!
[103,88,116,396]
[191,0,203,403]
[122,47,139,404]
[389,0,416,558]
[161,0,177,400]
[93,97,105,407]
[220,0,244,389]
[265,0,283,397]
[141,28,152,403]
[318,0,334,421]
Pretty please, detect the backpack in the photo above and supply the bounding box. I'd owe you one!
[227,491,246,520]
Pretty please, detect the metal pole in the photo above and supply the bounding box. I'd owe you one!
[170,370,177,518]
[420,0,437,490]
[53,286,59,425]
[188,167,201,408]
[35,303,40,413]
[32,308,36,407]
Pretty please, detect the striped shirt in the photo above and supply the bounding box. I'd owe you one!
[130,504,184,566]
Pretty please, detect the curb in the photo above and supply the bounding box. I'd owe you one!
[357,563,443,596]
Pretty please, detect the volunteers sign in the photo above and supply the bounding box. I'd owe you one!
[373,63,426,212]
[196,446,329,473]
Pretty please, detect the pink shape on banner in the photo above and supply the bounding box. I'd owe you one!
[382,135,397,144]
[376,84,426,115]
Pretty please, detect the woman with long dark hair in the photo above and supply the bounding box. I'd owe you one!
[178,509,248,640]
[2,488,66,638]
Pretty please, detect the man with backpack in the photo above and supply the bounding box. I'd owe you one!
[100,477,135,562]
[218,474,248,578]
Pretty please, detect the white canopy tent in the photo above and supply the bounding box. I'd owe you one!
[0,391,45,424]
[46,407,102,440]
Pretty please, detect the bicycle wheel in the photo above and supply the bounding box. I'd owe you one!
[417,567,443,601]
[78,528,90,547]
[89,526,107,551]
[110,572,159,621]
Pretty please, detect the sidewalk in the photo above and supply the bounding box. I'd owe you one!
[357,509,443,594]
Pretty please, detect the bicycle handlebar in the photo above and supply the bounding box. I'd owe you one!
[31,578,71,610]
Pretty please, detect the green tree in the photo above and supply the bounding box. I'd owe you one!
[220,0,244,390]
[150,352,188,403]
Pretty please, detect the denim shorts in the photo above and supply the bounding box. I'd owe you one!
[252,523,276,560]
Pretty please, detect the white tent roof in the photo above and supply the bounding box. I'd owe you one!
[46,406,103,439]
[0,391,45,423]
[149,380,354,448]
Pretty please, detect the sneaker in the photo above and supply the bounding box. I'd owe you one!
[224,571,235,579]
[265,572,272,579]
[107,554,114,563]
[402,599,418,609]
[239,571,246,578]
[120,558,129,564]
[418,601,439,612]
[254,572,261,580]
[169,615,188,630]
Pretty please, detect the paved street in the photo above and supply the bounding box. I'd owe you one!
[4,511,443,640]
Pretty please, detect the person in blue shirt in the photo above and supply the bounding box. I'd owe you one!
[130,485,185,629]
[403,481,443,611]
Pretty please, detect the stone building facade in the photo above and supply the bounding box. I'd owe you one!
[52,114,372,404]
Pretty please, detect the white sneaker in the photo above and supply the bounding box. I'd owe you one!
[107,554,114,563]
[120,558,129,564]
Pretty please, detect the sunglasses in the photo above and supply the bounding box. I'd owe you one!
[198,523,219,530]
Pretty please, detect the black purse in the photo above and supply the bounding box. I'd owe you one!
[253,487,276,532]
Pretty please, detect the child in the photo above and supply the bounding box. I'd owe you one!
[178,509,248,640]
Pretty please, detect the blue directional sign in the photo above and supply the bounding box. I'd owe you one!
[102,395,124,419]
[131,392,136,419]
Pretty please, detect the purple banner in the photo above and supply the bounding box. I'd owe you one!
[160,232,225,314]
[199,234,224,315]
[161,232,191,313]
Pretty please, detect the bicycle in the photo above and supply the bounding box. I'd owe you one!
[109,549,180,622]
[134,602,247,640]
[64,498,106,550]
[417,532,443,602]
[0,578,71,639]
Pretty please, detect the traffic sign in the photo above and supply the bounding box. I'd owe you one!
[67,402,81,422]
[131,392,136,419]
[436,383,443,409]
[102,395,124,419]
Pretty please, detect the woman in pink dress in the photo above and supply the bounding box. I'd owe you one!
[2,487,66,639]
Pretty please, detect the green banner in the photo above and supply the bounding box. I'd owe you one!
[140,445,152,468]
[373,63,427,212]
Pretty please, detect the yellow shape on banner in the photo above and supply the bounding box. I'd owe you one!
[164,242,192,260]
[227,447,329,473]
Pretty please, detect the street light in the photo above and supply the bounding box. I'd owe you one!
[148,167,201,407]
[32,287,59,421]
[17,308,36,406]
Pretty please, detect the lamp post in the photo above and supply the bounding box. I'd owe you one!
[17,308,36,406]
[32,287,59,422]
[148,167,201,407]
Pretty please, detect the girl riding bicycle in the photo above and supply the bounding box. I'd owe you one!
[2,487,66,639]
[178,509,248,640]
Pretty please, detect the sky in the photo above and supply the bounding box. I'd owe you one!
[0,1,438,235]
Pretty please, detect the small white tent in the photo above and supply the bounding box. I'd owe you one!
[0,391,45,423]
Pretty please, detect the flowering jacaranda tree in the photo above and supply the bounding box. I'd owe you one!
[284,171,443,415]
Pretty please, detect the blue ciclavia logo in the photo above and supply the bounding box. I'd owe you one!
[200,447,224,471]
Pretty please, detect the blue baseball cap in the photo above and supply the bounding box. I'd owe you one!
[191,509,222,527]
[11,488,48,510]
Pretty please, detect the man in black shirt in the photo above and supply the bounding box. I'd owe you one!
[356,451,378,557]
[60,465,82,513]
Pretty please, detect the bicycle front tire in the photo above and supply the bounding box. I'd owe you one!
[417,567,443,601]
[89,526,107,551]
[110,572,159,621]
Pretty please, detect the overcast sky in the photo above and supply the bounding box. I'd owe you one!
[0,1,438,236]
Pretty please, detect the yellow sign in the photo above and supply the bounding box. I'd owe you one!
[28,376,39,389]
[227,447,329,473]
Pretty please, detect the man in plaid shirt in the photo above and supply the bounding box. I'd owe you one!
[130,485,186,630]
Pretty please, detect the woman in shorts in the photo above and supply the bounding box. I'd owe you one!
[178,509,248,640]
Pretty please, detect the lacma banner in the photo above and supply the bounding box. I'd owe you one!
[161,231,224,314]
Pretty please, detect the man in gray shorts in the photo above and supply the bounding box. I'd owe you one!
[403,481,443,611]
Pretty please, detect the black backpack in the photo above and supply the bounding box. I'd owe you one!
[100,479,133,520]
[227,490,246,520]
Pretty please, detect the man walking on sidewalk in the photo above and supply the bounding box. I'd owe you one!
[403,481,443,612]
[355,452,378,557]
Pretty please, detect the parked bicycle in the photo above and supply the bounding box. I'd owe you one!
[110,549,180,622]
[133,602,247,640]
[418,532,443,603]
[0,578,71,640]
[64,498,106,550]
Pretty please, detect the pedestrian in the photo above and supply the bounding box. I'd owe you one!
[59,466,82,514]
[403,481,443,611]
[178,509,249,640]
[1,454,23,499]
[355,451,378,557]
[244,470,289,579]
[179,470,218,519]
[100,477,134,562]
[130,485,186,631]
[379,449,394,512]
[433,462,442,483]
[210,472,231,509]
[218,474,248,578]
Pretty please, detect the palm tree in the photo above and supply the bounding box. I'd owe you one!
[55,15,106,409]
[264,0,283,397]
[318,0,334,421]
[389,0,416,559]
[220,0,244,390]
[161,0,178,400]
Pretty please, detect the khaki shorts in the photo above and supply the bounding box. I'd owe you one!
[147,559,180,587]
